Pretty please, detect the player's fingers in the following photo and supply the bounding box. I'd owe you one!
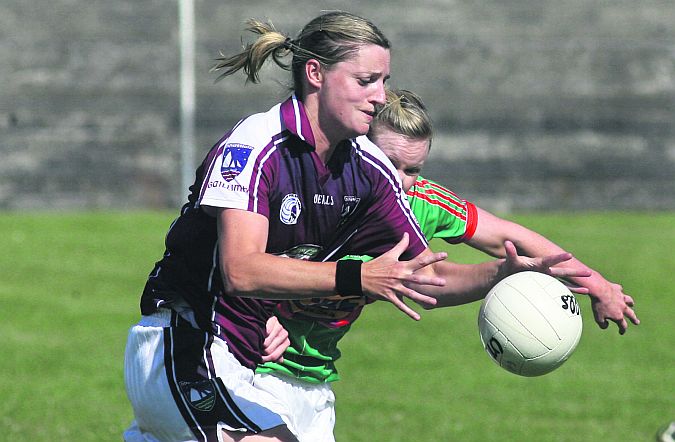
[566,286,590,295]
[400,287,437,308]
[263,317,287,347]
[405,272,446,288]
[262,344,286,361]
[383,233,409,260]
[261,349,286,362]
[264,330,289,352]
[624,295,635,306]
[625,307,640,325]
[261,350,286,363]
[559,280,590,294]
[262,342,288,363]
[547,266,591,278]
[540,252,574,268]
[411,251,448,271]
[503,240,517,259]
[387,294,421,321]
[616,317,628,335]
[394,285,439,312]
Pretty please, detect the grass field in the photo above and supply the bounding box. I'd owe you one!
[0,211,672,441]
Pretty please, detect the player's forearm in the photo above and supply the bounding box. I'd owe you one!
[469,207,575,261]
[469,217,563,259]
[563,264,615,300]
[471,217,611,300]
[500,235,610,299]
[222,253,337,299]
[409,259,506,307]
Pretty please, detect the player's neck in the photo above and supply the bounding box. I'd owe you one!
[303,99,339,164]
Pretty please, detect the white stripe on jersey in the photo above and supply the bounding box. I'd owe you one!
[351,140,428,248]
[208,244,221,336]
[207,243,218,293]
[321,229,359,262]
[291,95,306,142]
[251,135,289,213]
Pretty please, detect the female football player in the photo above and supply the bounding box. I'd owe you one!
[253,88,639,441]
[123,12,446,442]
[123,13,556,442]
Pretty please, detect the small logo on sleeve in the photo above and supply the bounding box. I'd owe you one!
[280,194,302,225]
[221,143,254,182]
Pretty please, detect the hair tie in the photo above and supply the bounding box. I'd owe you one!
[282,37,294,51]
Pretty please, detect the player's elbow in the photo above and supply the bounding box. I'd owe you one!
[221,262,256,295]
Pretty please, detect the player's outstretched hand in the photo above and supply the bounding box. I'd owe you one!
[502,240,592,293]
[362,233,447,320]
[589,281,640,334]
[261,316,290,363]
[502,240,640,334]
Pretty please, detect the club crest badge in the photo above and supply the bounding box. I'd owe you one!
[280,193,302,225]
[221,143,253,182]
[179,380,216,412]
[340,195,361,219]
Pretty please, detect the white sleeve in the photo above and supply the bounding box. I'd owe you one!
[199,111,278,210]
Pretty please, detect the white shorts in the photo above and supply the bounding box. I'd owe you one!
[123,310,290,442]
[253,373,336,442]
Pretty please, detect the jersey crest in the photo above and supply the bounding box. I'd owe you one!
[280,193,302,225]
[221,143,253,181]
[340,195,360,218]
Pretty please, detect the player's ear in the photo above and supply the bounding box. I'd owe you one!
[305,59,324,89]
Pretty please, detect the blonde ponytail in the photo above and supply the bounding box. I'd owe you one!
[212,19,293,83]
[212,12,390,97]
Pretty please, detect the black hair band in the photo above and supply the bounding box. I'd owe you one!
[335,259,363,296]
[282,37,294,51]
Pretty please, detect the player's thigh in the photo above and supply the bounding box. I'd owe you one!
[124,314,196,441]
[125,310,292,441]
[253,373,335,442]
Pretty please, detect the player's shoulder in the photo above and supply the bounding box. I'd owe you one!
[412,176,443,191]
[409,176,469,208]
[353,135,399,176]
[355,135,391,162]
[411,176,454,197]
[225,102,284,153]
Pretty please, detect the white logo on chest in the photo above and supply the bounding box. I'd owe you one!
[280,194,302,225]
[313,194,334,206]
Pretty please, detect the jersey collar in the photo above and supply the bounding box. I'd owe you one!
[280,94,317,149]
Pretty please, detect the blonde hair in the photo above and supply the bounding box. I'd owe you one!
[371,89,433,148]
[212,11,390,97]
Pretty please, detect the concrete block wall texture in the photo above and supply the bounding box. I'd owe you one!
[2,0,674,211]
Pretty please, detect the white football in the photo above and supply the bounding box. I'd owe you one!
[478,271,583,377]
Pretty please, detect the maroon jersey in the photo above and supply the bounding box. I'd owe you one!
[140,95,427,368]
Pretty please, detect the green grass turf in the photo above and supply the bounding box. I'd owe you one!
[0,211,672,441]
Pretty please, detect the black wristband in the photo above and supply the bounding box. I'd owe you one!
[335,260,363,296]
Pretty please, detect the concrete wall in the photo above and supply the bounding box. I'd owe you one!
[2,0,674,211]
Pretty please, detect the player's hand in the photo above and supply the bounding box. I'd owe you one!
[361,233,447,321]
[261,316,290,363]
[588,281,640,334]
[501,240,592,293]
